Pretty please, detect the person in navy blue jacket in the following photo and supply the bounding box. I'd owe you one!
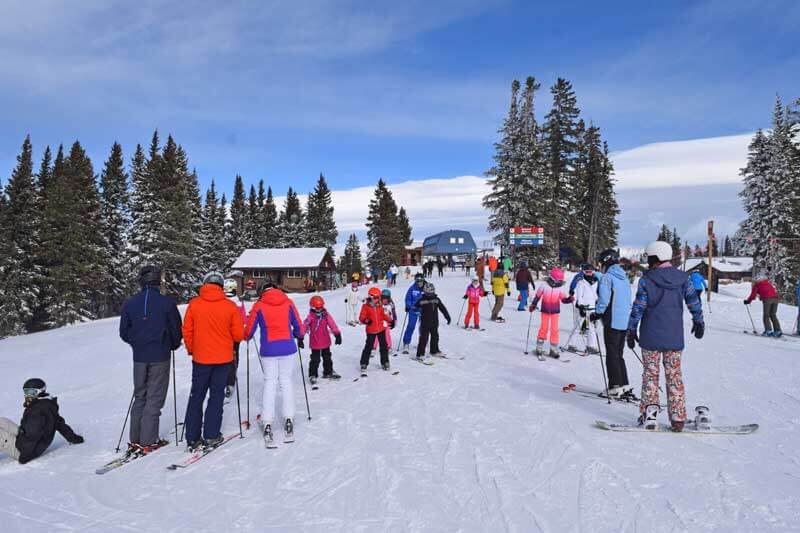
[119,266,183,451]
[401,273,427,352]
[627,242,704,432]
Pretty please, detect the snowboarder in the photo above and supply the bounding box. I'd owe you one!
[627,241,704,432]
[0,378,84,464]
[245,282,304,446]
[182,272,245,451]
[490,268,510,322]
[360,287,394,371]
[566,266,600,354]
[118,265,183,452]
[416,283,451,359]
[744,273,782,337]
[690,270,708,299]
[463,277,486,329]
[402,273,427,352]
[529,268,573,358]
[373,289,397,355]
[589,250,634,400]
[515,260,535,311]
[302,295,342,384]
[345,281,361,326]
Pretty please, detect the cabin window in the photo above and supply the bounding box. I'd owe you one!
[252,270,265,278]
[288,269,306,279]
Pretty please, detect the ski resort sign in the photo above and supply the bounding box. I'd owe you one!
[509,226,544,247]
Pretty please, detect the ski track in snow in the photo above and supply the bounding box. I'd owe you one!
[1,272,799,531]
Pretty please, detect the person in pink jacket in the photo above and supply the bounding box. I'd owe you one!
[529,267,573,359]
[463,277,486,329]
[302,296,342,384]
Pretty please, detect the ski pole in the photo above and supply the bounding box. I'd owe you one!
[744,303,757,334]
[235,367,244,437]
[629,347,663,393]
[523,308,534,354]
[246,340,251,428]
[115,392,135,453]
[297,347,312,421]
[172,351,178,446]
[396,312,408,352]
[456,298,466,326]
[593,328,611,404]
[563,319,582,353]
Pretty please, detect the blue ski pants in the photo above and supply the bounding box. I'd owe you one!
[185,361,230,443]
[517,288,529,310]
[402,311,420,345]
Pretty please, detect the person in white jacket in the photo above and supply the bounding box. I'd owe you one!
[565,265,601,354]
[345,282,361,326]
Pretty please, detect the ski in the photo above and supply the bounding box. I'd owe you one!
[595,420,759,434]
[95,440,170,475]
[431,353,465,360]
[742,330,789,342]
[166,433,240,470]
[412,357,435,366]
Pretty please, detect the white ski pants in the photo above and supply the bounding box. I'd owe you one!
[348,299,359,323]
[0,417,20,461]
[566,317,598,350]
[261,356,296,426]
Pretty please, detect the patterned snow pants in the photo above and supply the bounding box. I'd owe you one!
[640,349,686,422]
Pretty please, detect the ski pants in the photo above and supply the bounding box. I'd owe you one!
[0,417,20,461]
[603,326,629,388]
[796,306,800,335]
[347,299,359,324]
[465,302,480,327]
[517,288,529,310]
[362,330,389,366]
[762,298,781,333]
[374,327,391,350]
[417,324,440,357]
[491,295,504,320]
[402,311,420,345]
[537,312,560,346]
[185,361,230,443]
[309,348,334,378]
[465,267,471,277]
[226,343,240,387]
[640,349,686,422]
[565,316,597,350]
[130,360,170,446]
[261,355,296,426]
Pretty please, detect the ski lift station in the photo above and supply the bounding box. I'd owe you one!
[422,230,478,257]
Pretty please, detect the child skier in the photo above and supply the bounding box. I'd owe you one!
[565,264,600,354]
[490,268,510,322]
[360,287,394,372]
[744,273,782,337]
[302,295,342,385]
[463,277,486,329]
[529,268,573,359]
[416,283,451,360]
[345,281,361,326]
[373,289,397,356]
[0,378,84,464]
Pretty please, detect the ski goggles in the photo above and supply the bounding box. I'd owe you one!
[23,388,43,398]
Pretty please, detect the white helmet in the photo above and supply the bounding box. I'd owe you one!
[644,241,673,262]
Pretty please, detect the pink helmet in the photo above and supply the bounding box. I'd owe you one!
[549,267,565,283]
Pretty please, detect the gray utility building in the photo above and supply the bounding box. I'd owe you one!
[422,230,478,257]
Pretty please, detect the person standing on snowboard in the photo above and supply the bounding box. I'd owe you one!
[627,241,704,432]
[416,283,451,360]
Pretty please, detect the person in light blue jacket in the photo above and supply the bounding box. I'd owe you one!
[689,271,708,298]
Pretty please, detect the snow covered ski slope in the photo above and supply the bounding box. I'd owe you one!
[0,272,798,531]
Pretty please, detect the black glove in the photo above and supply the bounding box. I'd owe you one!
[568,289,575,297]
[507,292,511,297]
[691,321,704,339]
[743,299,750,305]
[463,294,468,299]
[334,334,342,345]
[626,330,638,349]
[68,434,84,445]
[589,312,601,323]
[528,304,537,312]
[446,318,451,325]
[405,307,410,313]
[297,338,304,349]
[364,319,372,325]
[578,306,587,317]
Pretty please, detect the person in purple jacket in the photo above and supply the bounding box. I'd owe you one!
[302,295,342,385]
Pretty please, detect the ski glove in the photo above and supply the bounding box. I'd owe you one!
[626,330,638,349]
[68,434,84,445]
[297,338,304,349]
[463,295,468,299]
[589,312,602,323]
[507,292,511,297]
[446,318,451,325]
[334,334,342,345]
[578,306,587,317]
[743,299,750,305]
[390,321,396,329]
[691,321,705,339]
[528,304,537,312]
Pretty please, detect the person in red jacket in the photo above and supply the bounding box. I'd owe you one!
[359,287,394,372]
[182,272,245,450]
[744,273,782,337]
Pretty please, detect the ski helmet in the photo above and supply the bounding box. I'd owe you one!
[368,287,382,299]
[203,271,225,288]
[23,377,46,398]
[138,265,161,287]
[310,295,324,310]
[579,262,594,273]
[423,282,435,294]
[644,241,673,263]
[518,259,528,269]
[471,276,480,284]
[597,249,620,270]
[549,267,565,283]
[381,289,391,299]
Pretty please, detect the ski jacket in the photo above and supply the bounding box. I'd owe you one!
[690,272,708,291]
[359,301,391,334]
[16,396,81,464]
[303,310,341,350]
[183,284,245,365]
[515,268,535,291]
[382,300,397,324]
[502,257,512,272]
[488,257,498,272]
[491,272,509,296]
[746,279,778,303]
[595,264,633,331]
[465,284,486,303]
[531,284,572,314]
[628,265,703,351]
[245,288,304,357]
[404,283,425,313]
[119,287,183,363]
[417,293,451,328]
[574,278,599,309]
[568,271,602,295]
[347,285,361,303]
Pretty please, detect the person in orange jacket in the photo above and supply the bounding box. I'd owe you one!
[359,287,394,373]
[182,272,245,451]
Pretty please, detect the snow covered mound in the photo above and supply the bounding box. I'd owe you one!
[0,272,798,531]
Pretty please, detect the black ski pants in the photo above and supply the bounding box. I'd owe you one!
[603,326,629,388]
[309,348,334,377]
[361,331,389,366]
[417,324,440,357]
[762,298,781,333]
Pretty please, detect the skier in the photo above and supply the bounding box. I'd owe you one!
[345,281,361,326]
[589,250,634,400]
[529,268,573,358]
[183,272,245,451]
[744,273,782,337]
[476,256,486,284]
[515,260,535,311]
[463,277,486,329]
[416,283,451,359]
[436,257,444,278]
[465,254,474,277]
[302,295,342,385]
[569,263,602,325]
[502,255,512,273]
[373,289,397,356]
[404,265,411,280]
[490,268,510,322]
[566,268,600,354]
[401,273,427,352]
[245,282,305,447]
[690,270,708,299]
[360,287,394,372]
[118,265,182,452]
[627,241,704,432]
[0,378,83,464]
[389,264,399,286]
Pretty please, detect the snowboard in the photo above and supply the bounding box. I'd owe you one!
[595,420,758,435]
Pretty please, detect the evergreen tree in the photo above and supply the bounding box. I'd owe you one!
[129,136,161,268]
[263,186,279,247]
[306,173,338,253]
[199,180,227,272]
[397,207,413,246]
[186,168,204,286]
[340,233,363,276]
[366,179,404,272]
[99,142,131,316]
[723,235,733,256]
[226,175,247,263]
[29,146,54,330]
[276,187,308,247]
[245,184,259,247]
[253,180,268,246]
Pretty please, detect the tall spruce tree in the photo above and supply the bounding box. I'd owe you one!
[263,186,279,247]
[200,180,227,272]
[340,233,363,276]
[99,142,131,316]
[397,207,413,246]
[366,179,404,272]
[306,173,338,253]
[226,175,247,263]
[254,180,268,246]
[129,136,161,268]
[245,184,259,248]
[276,187,307,247]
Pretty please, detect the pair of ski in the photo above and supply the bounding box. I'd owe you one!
[742,330,795,342]
[561,383,644,405]
[524,350,570,363]
[354,366,401,381]
[95,440,171,475]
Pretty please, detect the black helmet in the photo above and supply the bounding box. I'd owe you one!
[138,265,161,287]
[203,271,225,288]
[414,272,425,281]
[518,260,528,269]
[23,377,46,398]
[258,279,277,295]
[423,282,435,294]
[579,262,594,272]
[597,249,619,270]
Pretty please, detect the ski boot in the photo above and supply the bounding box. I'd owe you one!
[535,339,545,361]
[548,348,560,359]
[382,362,390,371]
[638,404,660,430]
[125,442,143,456]
[309,376,318,386]
[360,364,368,376]
[402,344,410,354]
[204,435,224,448]
[322,371,341,380]
[142,439,169,454]
[187,440,204,453]
[607,386,625,400]
[263,424,277,449]
[761,330,773,337]
[566,344,578,353]
[773,330,783,338]
[694,405,711,430]
[586,346,600,355]
[619,385,638,402]
[670,420,685,432]
[284,418,295,443]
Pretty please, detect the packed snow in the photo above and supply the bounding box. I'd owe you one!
[0,271,799,532]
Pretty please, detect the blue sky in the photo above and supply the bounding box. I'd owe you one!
[1,0,798,235]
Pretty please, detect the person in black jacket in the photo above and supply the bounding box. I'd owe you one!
[0,378,83,464]
[119,266,183,452]
[415,283,451,359]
